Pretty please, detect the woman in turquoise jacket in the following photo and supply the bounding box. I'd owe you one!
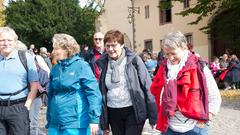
[46,33,102,135]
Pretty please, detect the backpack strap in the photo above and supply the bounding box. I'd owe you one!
[0,50,28,96]
[131,55,146,90]
[18,50,29,87]
[0,51,29,96]
[0,86,28,96]
[132,55,140,71]
[198,58,207,71]
[18,50,28,72]
[196,57,209,120]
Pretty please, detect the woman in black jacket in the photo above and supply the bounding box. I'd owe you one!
[97,29,157,135]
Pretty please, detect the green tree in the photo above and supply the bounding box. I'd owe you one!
[163,0,239,25]
[0,8,5,26]
[83,0,105,12]
[4,0,100,50]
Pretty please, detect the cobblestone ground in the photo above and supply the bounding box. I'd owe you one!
[142,96,240,135]
[40,96,240,135]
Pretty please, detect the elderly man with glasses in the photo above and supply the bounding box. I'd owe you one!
[80,32,105,81]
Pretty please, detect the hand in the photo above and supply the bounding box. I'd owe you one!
[38,84,45,93]
[209,112,214,121]
[24,103,31,111]
[103,129,110,135]
[196,121,206,128]
[89,123,99,135]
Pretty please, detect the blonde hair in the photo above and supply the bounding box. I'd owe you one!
[52,33,80,57]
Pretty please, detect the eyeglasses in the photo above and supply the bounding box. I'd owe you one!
[105,43,120,49]
[94,38,103,41]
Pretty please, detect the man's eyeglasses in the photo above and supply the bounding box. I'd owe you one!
[94,38,103,41]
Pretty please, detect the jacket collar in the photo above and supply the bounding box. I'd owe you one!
[161,53,199,80]
[58,54,81,66]
[124,47,137,62]
[177,53,198,79]
[0,49,18,60]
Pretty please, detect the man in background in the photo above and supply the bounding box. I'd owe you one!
[81,32,105,80]
[39,47,52,69]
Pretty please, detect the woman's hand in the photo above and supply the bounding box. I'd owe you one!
[103,129,110,135]
[89,123,99,135]
[209,112,214,121]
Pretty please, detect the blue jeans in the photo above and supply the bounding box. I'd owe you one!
[29,97,45,135]
[162,124,209,135]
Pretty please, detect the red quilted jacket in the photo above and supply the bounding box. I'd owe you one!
[150,53,209,132]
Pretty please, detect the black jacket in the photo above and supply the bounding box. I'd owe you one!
[96,47,157,130]
[80,49,97,74]
[80,48,106,75]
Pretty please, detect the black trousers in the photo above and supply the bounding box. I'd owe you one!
[0,102,30,135]
[108,106,145,135]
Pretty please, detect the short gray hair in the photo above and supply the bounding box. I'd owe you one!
[163,31,187,50]
[16,40,27,51]
[52,33,80,57]
[40,47,47,53]
[0,27,18,41]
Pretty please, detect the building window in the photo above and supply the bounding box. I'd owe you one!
[160,40,163,48]
[159,0,172,25]
[183,0,190,8]
[145,5,150,19]
[144,40,153,52]
[185,34,193,44]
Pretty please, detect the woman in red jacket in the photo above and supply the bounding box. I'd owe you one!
[151,31,221,135]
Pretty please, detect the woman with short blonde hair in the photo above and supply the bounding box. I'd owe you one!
[47,33,102,135]
[52,33,80,57]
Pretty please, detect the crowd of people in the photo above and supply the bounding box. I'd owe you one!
[139,43,240,91]
[0,26,222,135]
[209,53,240,90]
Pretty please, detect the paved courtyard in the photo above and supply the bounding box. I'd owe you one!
[142,96,240,135]
[40,96,240,135]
